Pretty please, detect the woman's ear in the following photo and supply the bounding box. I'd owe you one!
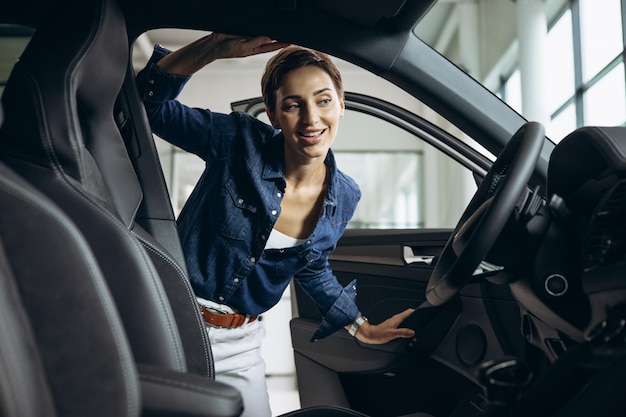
[266,108,280,129]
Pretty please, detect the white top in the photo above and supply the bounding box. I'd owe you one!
[265,228,306,249]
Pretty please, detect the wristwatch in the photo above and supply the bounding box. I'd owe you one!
[348,313,368,336]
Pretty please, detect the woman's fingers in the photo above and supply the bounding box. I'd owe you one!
[214,33,289,58]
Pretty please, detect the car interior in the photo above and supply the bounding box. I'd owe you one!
[1,0,626,416]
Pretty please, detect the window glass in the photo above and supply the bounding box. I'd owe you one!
[545,9,575,115]
[334,151,421,228]
[548,103,576,142]
[584,62,626,127]
[579,0,623,82]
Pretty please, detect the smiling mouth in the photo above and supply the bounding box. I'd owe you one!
[299,129,326,138]
[298,129,327,145]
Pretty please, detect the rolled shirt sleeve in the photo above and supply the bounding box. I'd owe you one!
[295,263,360,341]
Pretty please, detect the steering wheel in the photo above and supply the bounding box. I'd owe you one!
[425,121,545,306]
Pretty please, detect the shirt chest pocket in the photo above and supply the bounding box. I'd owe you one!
[217,177,258,240]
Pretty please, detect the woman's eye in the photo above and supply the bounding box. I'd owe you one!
[284,103,300,111]
[319,98,332,106]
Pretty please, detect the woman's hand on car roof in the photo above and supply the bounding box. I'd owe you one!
[156,32,290,76]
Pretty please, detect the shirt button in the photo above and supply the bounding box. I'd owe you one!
[271,210,277,215]
[238,198,244,204]
[234,277,240,283]
[149,79,155,84]
[218,296,224,301]
[277,192,282,197]
[250,257,256,263]
[261,235,266,240]
[307,240,311,245]
[148,91,154,96]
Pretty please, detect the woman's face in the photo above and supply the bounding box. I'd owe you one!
[268,65,345,164]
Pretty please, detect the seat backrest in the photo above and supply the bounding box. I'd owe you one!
[0,0,211,376]
[0,101,140,417]
[0,164,57,417]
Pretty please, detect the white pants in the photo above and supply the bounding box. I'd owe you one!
[206,319,272,417]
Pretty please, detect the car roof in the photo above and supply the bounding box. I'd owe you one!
[119,0,436,74]
[119,0,436,36]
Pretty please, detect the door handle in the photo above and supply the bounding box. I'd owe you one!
[403,246,435,265]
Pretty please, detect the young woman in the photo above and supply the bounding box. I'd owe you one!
[136,33,415,417]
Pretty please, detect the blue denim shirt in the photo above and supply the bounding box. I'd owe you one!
[136,45,362,341]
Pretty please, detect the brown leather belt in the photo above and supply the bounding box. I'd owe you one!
[198,304,258,328]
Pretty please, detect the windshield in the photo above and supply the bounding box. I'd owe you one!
[413,0,626,143]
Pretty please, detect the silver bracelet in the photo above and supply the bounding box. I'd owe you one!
[348,313,368,336]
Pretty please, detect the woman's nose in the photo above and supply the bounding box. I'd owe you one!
[301,105,319,125]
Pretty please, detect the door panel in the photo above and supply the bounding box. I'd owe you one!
[291,229,527,417]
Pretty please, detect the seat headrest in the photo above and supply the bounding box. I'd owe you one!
[548,126,626,269]
[548,126,626,202]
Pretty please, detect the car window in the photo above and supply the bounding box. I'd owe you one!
[342,116,477,230]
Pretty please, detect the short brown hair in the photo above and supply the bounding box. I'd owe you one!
[261,46,344,114]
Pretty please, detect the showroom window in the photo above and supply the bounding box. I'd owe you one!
[545,7,576,140]
[578,0,626,127]
[501,0,626,141]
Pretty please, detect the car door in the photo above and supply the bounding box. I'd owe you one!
[233,93,529,417]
